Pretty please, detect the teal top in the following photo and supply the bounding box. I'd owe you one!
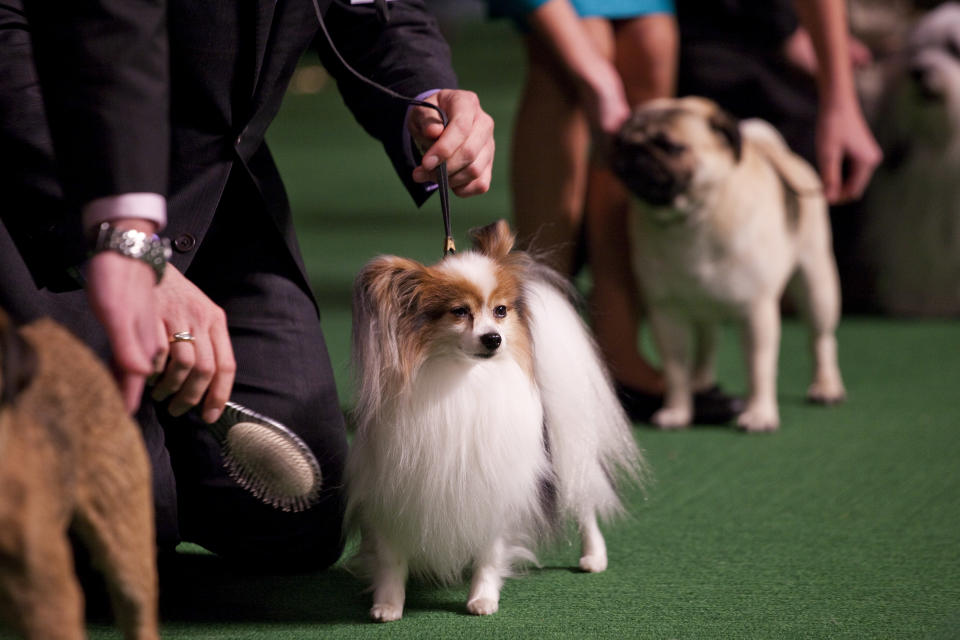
[489,0,675,25]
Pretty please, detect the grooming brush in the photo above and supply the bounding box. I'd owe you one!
[206,401,322,512]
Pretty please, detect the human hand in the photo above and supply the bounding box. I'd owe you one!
[575,59,631,160]
[815,99,883,204]
[409,89,495,197]
[86,247,165,413]
[150,266,236,423]
[577,59,631,138]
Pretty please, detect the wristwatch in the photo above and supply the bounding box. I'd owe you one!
[90,222,172,284]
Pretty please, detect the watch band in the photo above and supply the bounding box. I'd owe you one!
[91,222,172,284]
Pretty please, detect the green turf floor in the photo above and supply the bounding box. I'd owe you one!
[77,316,959,640]
[21,17,960,640]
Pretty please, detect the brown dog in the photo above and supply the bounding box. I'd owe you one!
[0,310,158,640]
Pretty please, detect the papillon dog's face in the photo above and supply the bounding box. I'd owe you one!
[354,220,536,384]
[422,253,526,362]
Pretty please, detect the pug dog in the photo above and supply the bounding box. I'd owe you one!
[612,97,846,431]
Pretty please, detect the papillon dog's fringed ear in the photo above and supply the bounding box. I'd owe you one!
[469,219,515,259]
[352,256,426,412]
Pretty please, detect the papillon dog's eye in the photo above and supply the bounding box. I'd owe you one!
[494,305,507,318]
[451,306,470,319]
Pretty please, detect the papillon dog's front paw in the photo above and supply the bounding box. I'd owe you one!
[370,603,403,622]
[579,553,607,573]
[652,406,692,429]
[466,597,499,616]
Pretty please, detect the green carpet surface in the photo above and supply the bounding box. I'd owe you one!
[4,18,958,640]
[85,317,954,640]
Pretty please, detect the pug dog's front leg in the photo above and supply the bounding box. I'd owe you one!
[795,244,846,405]
[467,537,507,616]
[649,309,694,428]
[368,533,407,622]
[692,321,719,391]
[739,298,781,431]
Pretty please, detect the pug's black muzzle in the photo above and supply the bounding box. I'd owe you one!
[612,138,687,206]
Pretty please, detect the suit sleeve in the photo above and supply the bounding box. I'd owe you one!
[314,0,458,205]
[23,0,170,207]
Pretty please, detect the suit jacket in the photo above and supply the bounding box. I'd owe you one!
[1,0,457,290]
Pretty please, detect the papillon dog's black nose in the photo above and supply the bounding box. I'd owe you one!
[480,332,502,351]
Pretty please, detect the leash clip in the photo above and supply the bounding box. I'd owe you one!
[443,236,456,256]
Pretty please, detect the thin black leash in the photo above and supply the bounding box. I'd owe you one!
[309,0,456,257]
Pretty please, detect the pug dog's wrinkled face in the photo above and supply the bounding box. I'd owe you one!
[612,97,742,211]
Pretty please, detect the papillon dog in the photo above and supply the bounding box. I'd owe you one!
[345,220,644,622]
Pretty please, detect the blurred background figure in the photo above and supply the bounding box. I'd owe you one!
[676,0,872,169]
[675,0,886,314]
[854,0,960,316]
[677,0,960,317]
[676,0,881,209]
[487,0,744,422]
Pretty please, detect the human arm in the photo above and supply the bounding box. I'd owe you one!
[84,219,165,412]
[525,0,630,137]
[315,0,494,201]
[792,0,882,203]
[23,1,234,419]
[21,0,171,411]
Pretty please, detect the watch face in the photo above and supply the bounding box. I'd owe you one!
[94,224,170,283]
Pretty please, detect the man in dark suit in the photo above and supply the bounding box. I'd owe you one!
[0,0,494,569]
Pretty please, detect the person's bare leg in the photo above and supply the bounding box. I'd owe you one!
[614,14,678,106]
[585,14,677,393]
[511,35,592,275]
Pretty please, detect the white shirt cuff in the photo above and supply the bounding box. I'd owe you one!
[81,193,167,234]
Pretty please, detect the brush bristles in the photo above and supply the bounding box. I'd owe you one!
[209,404,323,512]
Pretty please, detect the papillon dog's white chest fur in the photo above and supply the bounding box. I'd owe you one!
[346,220,642,622]
[348,353,549,583]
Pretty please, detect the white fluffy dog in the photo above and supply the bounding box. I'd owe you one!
[345,220,643,622]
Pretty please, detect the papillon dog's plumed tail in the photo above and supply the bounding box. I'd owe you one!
[526,279,645,514]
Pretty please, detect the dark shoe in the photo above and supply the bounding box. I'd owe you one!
[692,384,746,425]
[615,383,663,423]
[615,382,744,425]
